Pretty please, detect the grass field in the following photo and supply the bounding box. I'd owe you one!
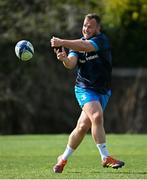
[0,134,147,179]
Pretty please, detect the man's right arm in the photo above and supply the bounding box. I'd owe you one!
[63,55,78,69]
[55,47,78,69]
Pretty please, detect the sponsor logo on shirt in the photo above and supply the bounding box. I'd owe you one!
[86,54,99,61]
[79,54,99,63]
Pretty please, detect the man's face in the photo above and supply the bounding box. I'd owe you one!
[82,17,100,39]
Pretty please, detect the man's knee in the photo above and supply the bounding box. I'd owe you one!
[76,123,89,134]
[92,111,103,125]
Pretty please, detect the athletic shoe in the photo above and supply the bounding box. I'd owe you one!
[102,156,125,169]
[53,155,67,173]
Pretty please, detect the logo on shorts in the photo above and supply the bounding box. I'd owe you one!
[81,94,87,101]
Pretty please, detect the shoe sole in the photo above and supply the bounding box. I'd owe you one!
[103,162,125,169]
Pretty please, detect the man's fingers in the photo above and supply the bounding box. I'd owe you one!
[56,49,60,53]
[62,47,65,52]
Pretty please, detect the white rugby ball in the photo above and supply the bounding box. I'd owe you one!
[15,40,34,61]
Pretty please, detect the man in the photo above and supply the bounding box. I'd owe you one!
[50,13,125,173]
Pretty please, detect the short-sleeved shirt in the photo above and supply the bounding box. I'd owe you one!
[68,32,112,94]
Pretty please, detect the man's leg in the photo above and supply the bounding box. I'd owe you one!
[53,110,91,173]
[83,101,125,169]
[83,101,105,144]
[68,110,91,149]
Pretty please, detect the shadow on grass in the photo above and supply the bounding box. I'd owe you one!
[67,171,147,175]
[66,171,81,174]
[90,171,147,175]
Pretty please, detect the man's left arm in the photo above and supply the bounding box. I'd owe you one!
[50,36,97,52]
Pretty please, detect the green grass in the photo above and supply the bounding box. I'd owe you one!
[0,134,147,179]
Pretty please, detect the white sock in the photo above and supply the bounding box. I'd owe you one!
[62,145,74,160]
[96,143,109,160]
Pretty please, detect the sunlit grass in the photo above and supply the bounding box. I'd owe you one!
[0,134,147,179]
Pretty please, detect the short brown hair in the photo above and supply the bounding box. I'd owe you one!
[85,13,101,25]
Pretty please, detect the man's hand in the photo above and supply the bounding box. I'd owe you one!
[54,47,68,62]
[50,36,63,48]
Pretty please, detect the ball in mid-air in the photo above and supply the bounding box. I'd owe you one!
[15,40,34,61]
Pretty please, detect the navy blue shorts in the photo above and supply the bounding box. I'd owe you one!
[75,86,111,111]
